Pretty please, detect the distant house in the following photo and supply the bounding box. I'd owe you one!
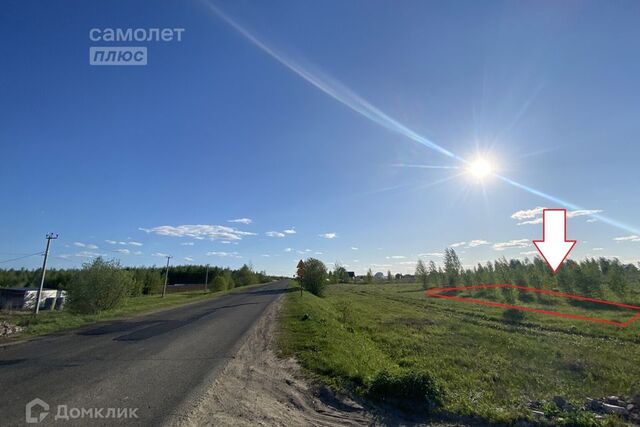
[0,287,66,310]
[374,272,385,280]
[347,271,356,281]
[395,273,403,280]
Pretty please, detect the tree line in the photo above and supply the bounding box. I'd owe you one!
[0,261,269,294]
[414,248,640,300]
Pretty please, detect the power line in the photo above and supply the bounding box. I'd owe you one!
[0,252,43,264]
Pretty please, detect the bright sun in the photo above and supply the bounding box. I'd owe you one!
[468,158,493,179]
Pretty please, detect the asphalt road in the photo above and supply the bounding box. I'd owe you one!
[0,280,290,426]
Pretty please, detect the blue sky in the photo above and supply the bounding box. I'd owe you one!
[1,0,639,276]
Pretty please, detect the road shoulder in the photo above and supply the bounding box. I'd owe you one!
[173,296,374,427]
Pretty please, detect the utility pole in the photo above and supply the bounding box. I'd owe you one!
[204,264,210,292]
[35,233,58,314]
[162,255,172,298]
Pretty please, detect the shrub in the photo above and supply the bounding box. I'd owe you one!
[128,278,144,297]
[233,264,257,287]
[142,270,163,295]
[223,270,235,289]
[68,257,134,314]
[300,258,327,296]
[503,308,526,324]
[368,369,444,412]
[210,275,227,292]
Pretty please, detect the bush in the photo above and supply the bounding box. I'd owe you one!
[368,369,444,412]
[128,278,144,297]
[68,258,135,314]
[503,308,526,324]
[210,275,227,292]
[142,270,163,295]
[233,264,257,287]
[223,270,235,289]
[300,258,327,296]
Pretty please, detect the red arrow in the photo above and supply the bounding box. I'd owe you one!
[533,209,577,273]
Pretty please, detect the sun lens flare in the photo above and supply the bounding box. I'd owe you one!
[468,158,493,179]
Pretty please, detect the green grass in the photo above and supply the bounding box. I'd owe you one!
[278,282,640,425]
[0,283,267,341]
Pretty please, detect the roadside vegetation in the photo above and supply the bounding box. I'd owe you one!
[0,258,272,339]
[279,253,640,426]
[297,258,328,297]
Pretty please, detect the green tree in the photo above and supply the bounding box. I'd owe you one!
[387,270,393,283]
[444,248,462,286]
[68,257,134,314]
[300,258,328,296]
[365,269,373,284]
[416,259,428,289]
[333,263,348,284]
[210,275,227,292]
[427,261,440,287]
[223,269,235,289]
[607,261,627,296]
[234,264,257,287]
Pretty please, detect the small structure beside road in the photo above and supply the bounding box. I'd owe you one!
[0,287,66,311]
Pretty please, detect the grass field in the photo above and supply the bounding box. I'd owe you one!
[0,282,268,341]
[278,282,640,425]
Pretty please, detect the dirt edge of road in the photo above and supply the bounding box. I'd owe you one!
[173,296,375,427]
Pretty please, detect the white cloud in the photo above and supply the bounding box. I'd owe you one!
[398,261,417,265]
[467,240,490,248]
[140,225,255,241]
[517,218,543,225]
[450,241,466,248]
[511,207,545,221]
[283,228,296,234]
[261,254,271,257]
[386,255,406,259]
[614,235,640,242]
[74,242,99,249]
[206,251,241,258]
[228,218,252,225]
[371,263,392,267]
[592,247,604,251]
[266,231,286,238]
[133,251,143,256]
[351,247,359,251]
[284,248,293,252]
[512,207,603,225]
[319,233,337,239]
[114,248,130,255]
[105,240,137,246]
[568,209,603,219]
[520,250,539,255]
[152,252,170,257]
[181,242,195,246]
[184,257,195,262]
[75,251,105,258]
[493,239,530,251]
[418,252,444,257]
[315,252,323,255]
